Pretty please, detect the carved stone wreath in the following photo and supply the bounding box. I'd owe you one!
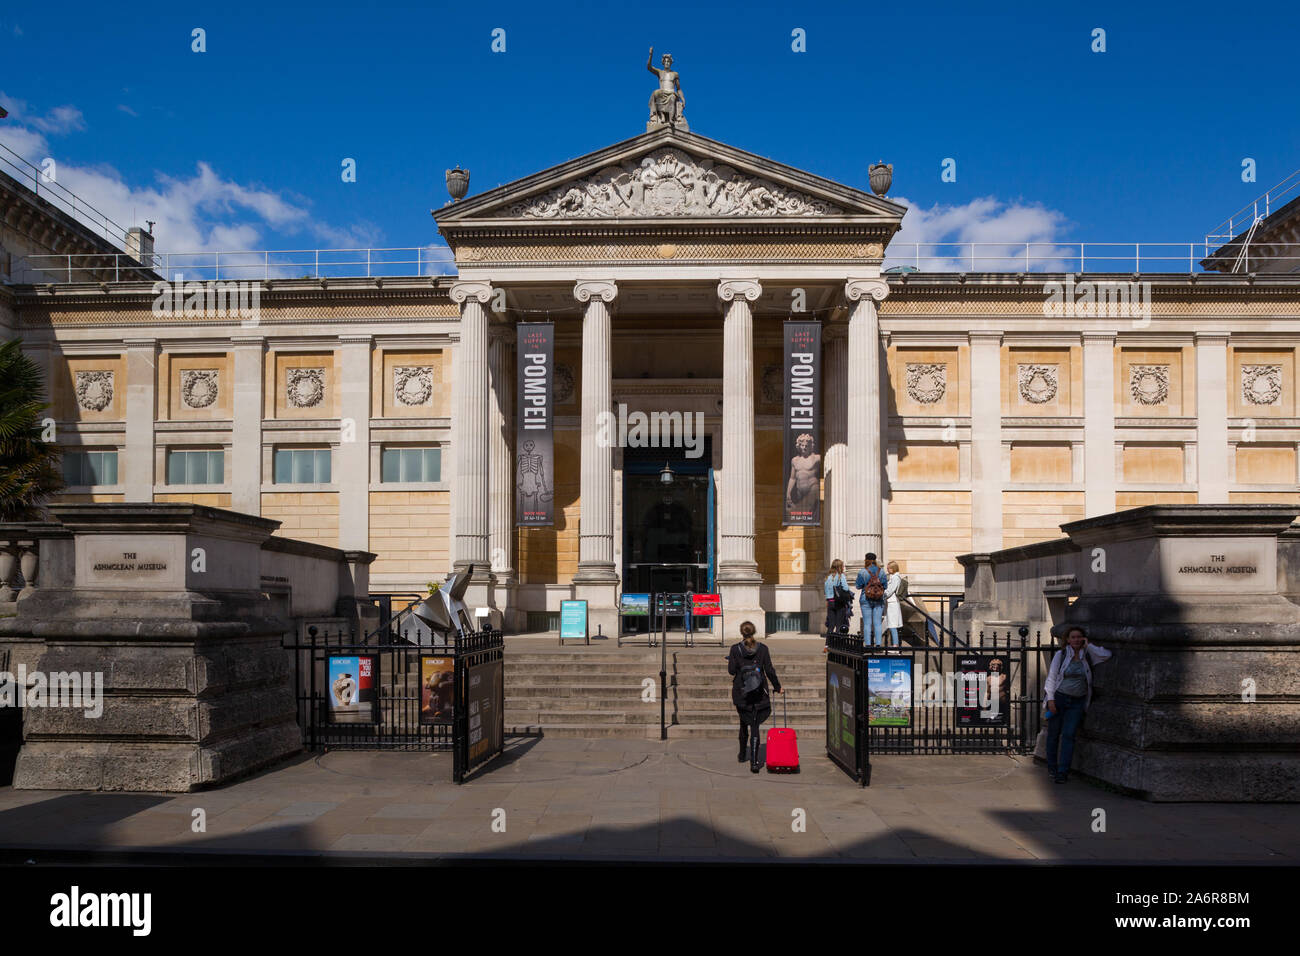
[286,368,325,409]
[760,365,783,405]
[75,370,114,412]
[1241,364,1282,406]
[1129,365,1169,406]
[393,366,433,407]
[504,148,845,219]
[554,364,575,405]
[180,369,219,409]
[906,363,947,405]
[1017,364,1059,404]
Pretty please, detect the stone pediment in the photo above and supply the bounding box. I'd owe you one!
[502,147,843,220]
[435,127,905,230]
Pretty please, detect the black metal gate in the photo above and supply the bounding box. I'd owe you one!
[827,628,1057,785]
[284,615,505,783]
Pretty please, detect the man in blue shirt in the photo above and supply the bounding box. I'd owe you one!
[854,553,889,647]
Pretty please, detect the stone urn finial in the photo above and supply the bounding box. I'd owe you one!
[869,161,893,197]
[446,165,470,202]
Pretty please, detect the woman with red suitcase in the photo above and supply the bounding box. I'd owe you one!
[728,620,784,773]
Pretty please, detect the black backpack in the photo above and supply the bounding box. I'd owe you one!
[738,650,764,698]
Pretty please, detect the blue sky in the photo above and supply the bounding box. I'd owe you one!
[2,0,1298,269]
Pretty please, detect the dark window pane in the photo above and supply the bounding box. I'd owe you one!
[400,448,420,482]
[168,452,185,485]
[274,450,292,484]
[425,448,440,482]
[316,450,330,484]
[101,452,117,485]
[382,449,399,483]
[208,451,223,484]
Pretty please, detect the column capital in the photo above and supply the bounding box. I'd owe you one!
[450,280,492,305]
[338,333,373,346]
[1195,330,1231,345]
[968,330,1003,346]
[230,334,266,347]
[845,278,889,303]
[718,279,761,302]
[1082,331,1118,344]
[573,280,618,304]
[123,337,158,349]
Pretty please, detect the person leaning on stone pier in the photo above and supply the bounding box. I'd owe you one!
[1043,625,1112,784]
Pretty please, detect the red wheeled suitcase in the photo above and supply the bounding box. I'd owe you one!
[766,693,800,773]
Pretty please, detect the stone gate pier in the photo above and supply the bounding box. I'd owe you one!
[0,504,375,791]
[956,505,1300,801]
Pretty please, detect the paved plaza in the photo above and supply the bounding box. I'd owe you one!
[0,738,1294,863]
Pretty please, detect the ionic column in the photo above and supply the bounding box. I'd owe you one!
[824,326,850,567]
[717,279,764,634]
[573,281,618,578]
[969,331,1004,552]
[572,280,619,637]
[1083,331,1117,517]
[488,326,518,630]
[450,282,494,607]
[123,338,158,502]
[230,335,265,516]
[1196,331,1231,503]
[845,279,889,561]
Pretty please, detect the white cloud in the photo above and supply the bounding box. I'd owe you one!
[0,94,383,273]
[117,104,139,117]
[886,194,1077,272]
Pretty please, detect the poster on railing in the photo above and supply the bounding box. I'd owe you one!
[516,322,554,526]
[867,656,912,727]
[419,656,455,725]
[827,662,857,767]
[690,593,721,616]
[620,593,650,616]
[327,654,377,724]
[466,657,504,765]
[782,321,821,526]
[954,655,1010,727]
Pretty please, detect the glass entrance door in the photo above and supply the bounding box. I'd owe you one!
[622,445,714,633]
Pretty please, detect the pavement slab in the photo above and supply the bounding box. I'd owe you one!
[0,737,1296,863]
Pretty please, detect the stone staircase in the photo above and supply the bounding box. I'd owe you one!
[504,639,827,739]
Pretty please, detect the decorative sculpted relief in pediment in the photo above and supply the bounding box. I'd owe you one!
[502,149,845,219]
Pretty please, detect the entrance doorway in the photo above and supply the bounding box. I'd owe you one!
[622,441,714,633]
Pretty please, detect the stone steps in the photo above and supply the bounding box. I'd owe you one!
[501,644,830,739]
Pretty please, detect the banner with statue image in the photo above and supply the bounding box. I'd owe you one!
[516,323,554,526]
[782,321,821,525]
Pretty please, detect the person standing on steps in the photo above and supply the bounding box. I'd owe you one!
[823,558,852,652]
[728,620,783,773]
[883,560,905,647]
[855,553,888,647]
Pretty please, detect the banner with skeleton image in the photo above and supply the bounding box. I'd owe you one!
[516,323,554,526]
[783,321,821,526]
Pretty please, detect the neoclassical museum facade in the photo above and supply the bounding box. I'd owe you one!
[4,123,1300,636]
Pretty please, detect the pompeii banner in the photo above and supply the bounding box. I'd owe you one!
[516,322,554,526]
[783,321,821,525]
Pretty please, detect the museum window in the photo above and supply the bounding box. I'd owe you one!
[62,449,118,486]
[273,448,332,484]
[381,446,441,483]
[167,449,224,485]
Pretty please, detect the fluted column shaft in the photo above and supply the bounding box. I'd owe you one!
[717,280,761,581]
[488,329,515,581]
[824,328,850,568]
[451,282,492,572]
[574,281,618,580]
[846,279,889,562]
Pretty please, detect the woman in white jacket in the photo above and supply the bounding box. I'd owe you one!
[1043,625,1112,784]
[883,561,904,647]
